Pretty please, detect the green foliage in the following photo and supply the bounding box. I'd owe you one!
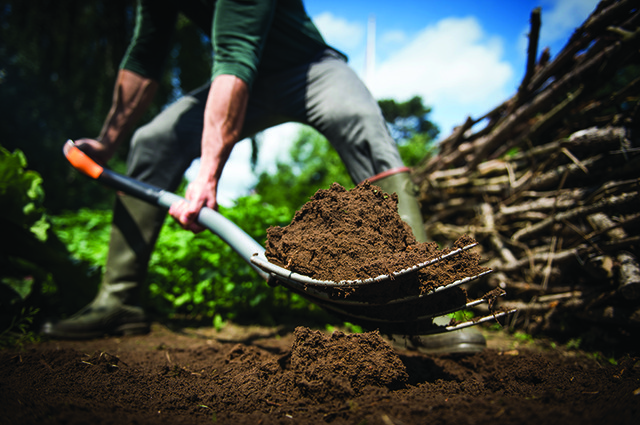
[513,330,534,343]
[503,147,520,158]
[0,306,40,349]
[397,133,436,167]
[326,322,364,334]
[378,96,439,143]
[51,194,324,325]
[50,209,113,266]
[0,146,47,344]
[0,147,100,347]
[451,309,475,322]
[378,96,439,167]
[0,146,48,241]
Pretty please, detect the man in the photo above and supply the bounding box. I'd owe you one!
[44,0,485,354]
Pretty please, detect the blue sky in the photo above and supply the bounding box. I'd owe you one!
[213,0,600,205]
[304,0,598,134]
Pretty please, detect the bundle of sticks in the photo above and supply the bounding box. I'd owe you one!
[414,0,639,335]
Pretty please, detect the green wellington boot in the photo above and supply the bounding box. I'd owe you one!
[42,194,164,339]
[370,168,487,354]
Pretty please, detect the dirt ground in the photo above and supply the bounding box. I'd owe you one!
[1,323,639,425]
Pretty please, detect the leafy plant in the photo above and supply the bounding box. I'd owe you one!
[0,147,47,346]
[51,193,326,325]
[50,209,113,267]
[0,146,99,346]
[146,194,323,323]
[0,146,48,241]
[0,306,40,349]
[513,330,534,343]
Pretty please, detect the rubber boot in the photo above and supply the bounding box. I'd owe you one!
[42,194,165,339]
[368,167,428,243]
[369,168,487,354]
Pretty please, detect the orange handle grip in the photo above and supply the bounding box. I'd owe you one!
[63,140,104,180]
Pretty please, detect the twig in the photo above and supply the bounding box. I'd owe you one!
[541,236,558,291]
[512,192,638,241]
[516,7,541,104]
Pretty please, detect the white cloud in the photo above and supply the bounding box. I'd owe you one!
[254,123,303,174]
[368,16,514,135]
[313,12,365,51]
[380,29,408,47]
[539,0,599,46]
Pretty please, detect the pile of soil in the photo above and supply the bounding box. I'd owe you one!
[264,182,495,332]
[1,325,638,425]
[265,182,481,283]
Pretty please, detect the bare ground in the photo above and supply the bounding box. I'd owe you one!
[1,323,638,425]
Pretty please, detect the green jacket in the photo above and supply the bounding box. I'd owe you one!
[121,0,340,89]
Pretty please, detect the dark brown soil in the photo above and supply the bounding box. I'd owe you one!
[265,182,495,334]
[266,182,423,281]
[1,324,638,425]
[265,182,484,285]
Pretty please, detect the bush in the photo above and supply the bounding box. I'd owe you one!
[0,146,99,347]
[52,193,327,326]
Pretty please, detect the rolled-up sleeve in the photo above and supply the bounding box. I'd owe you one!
[211,0,276,88]
[120,0,178,81]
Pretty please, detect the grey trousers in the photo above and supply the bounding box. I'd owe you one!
[103,50,404,294]
[127,49,403,189]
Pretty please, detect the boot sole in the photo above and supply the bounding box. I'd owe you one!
[115,322,152,336]
[43,322,151,340]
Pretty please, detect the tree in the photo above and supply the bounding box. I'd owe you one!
[0,0,212,212]
[378,96,439,167]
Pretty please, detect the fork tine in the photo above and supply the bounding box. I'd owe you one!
[273,269,492,307]
[440,309,517,333]
[318,295,497,324]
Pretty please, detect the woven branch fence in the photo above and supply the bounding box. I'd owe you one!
[414,0,640,338]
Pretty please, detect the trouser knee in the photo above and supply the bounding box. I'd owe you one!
[324,107,403,184]
[126,123,194,191]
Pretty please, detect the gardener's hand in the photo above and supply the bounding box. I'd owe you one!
[74,138,115,165]
[168,174,218,234]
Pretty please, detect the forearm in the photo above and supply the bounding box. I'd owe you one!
[199,74,249,187]
[98,69,158,154]
[168,74,248,232]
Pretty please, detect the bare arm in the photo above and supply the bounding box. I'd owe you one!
[76,69,158,164]
[169,74,249,232]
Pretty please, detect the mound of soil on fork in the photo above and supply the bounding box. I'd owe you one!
[266,181,475,282]
[265,182,491,320]
[266,181,487,282]
[1,325,638,425]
